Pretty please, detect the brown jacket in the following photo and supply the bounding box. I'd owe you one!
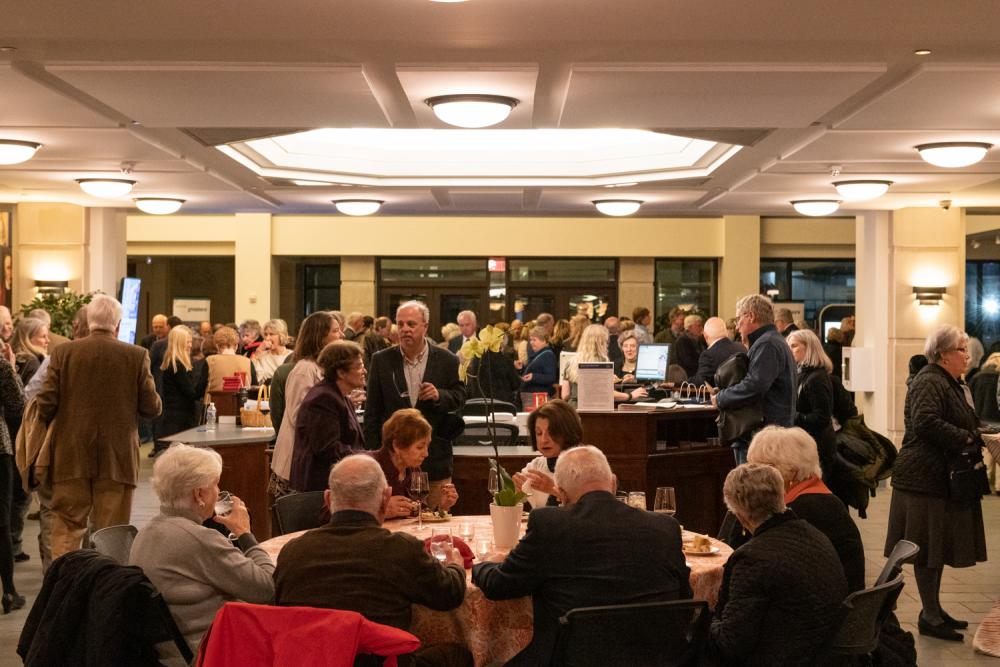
[36,330,161,485]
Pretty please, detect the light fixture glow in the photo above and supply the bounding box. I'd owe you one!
[333,199,383,216]
[0,140,41,165]
[791,200,841,216]
[984,298,1000,316]
[426,95,518,128]
[604,182,639,188]
[915,142,992,168]
[592,199,643,216]
[832,180,893,201]
[913,286,946,306]
[76,178,136,198]
[134,198,185,215]
[913,49,932,56]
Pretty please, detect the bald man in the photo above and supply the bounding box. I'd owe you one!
[689,316,746,387]
[139,314,168,350]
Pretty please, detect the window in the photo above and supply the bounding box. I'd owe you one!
[304,264,341,316]
[654,259,717,327]
[759,259,854,325]
[967,261,1000,351]
[507,258,617,323]
[380,258,488,283]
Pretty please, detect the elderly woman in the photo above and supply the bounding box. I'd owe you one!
[747,426,865,591]
[885,325,986,641]
[707,463,847,665]
[251,318,292,383]
[374,409,459,518]
[11,317,49,385]
[614,330,640,381]
[238,319,264,358]
[561,324,646,404]
[203,326,255,403]
[519,326,558,398]
[786,329,838,480]
[290,341,366,493]
[512,399,583,509]
[130,444,274,663]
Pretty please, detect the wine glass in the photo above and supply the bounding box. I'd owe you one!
[654,487,677,516]
[409,471,430,531]
[430,527,454,562]
[627,491,646,510]
[487,467,499,498]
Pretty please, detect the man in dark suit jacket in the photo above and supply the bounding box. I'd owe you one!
[774,307,798,338]
[689,316,746,387]
[365,301,466,509]
[670,314,708,378]
[447,310,478,355]
[473,446,692,666]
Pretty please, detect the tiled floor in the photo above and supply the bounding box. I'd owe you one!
[2,446,1000,665]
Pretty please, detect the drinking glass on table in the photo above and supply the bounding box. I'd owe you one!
[627,491,646,510]
[458,521,475,542]
[430,527,454,562]
[409,471,430,530]
[654,487,677,516]
[475,537,493,562]
[487,467,499,497]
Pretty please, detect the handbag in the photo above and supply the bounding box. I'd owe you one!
[239,385,272,428]
[714,353,765,445]
[948,447,991,503]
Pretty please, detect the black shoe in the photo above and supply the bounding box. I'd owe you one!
[13,552,29,563]
[2,592,25,614]
[942,610,969,629]
[919,615,964,641]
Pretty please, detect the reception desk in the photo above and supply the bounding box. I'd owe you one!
[451,406,733,535]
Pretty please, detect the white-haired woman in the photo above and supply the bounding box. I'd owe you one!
[885,325,986,641]
[786,329,837,481]
[748,426,865,592]
[11,317,49,385]
[130,444,274,663]
[251,318,291,383]
[560,324,646,405]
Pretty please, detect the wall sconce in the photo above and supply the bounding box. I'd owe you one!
[35,280,69,295]
[913,286,946,306]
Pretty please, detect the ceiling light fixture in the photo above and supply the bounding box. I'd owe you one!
[333,199,383,216]
[425,94,519,128]
[0,139,41,165]
[76,178,136,198]
[604,182,639,188]
[791,200,841,216]
[134,198,185,215]
[915,142,993,168]
[592,199,643,216]
[913,49,932,56]
[832,180,893,201]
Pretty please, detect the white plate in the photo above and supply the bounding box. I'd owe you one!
[683,546,720,556]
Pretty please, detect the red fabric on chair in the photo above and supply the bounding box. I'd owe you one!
[196,602,420,667]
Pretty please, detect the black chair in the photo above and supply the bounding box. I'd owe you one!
[463,398,518,416]
[552,599,710,667]
[147,584,195,664]
[827,574,905,661]
[90,524,139,565]
[273,490,327,536]
[456,422,520,446]
[876,540,919,585]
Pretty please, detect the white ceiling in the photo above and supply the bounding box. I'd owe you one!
[3,1,1000,217]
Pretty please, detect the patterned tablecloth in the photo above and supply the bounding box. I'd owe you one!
[261,514,731,666]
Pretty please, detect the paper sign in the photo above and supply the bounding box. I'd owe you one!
[577,362,614,412]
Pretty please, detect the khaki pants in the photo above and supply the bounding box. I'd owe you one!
[427,477,452,512]
[50,478,134,560]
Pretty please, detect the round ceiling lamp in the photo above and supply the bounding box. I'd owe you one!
[0,140,41,165]
[832,180,893,201]
[134,198,185,215]
[592,199,643,216]
[915,142,992,168]
[425,94,519,128]
[791,200,841,216]
[333,199,383,216]
[76,178,136,198]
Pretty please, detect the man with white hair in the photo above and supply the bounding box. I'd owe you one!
[36,294,161,558]
[670,313,707,378]
[274,455,471,667]
[473,445,691,666]
[774,307,798,337]
[343,311,365,341]
[689,316,745,387]
[447,310,478,355]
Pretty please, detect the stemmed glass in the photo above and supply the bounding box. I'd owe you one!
[654,487,677,516]
[409,471,430,531]
[487,467,499,499]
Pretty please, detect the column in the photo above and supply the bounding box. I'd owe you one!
[341,256,376,315]
[85,207,127,296]
[233,213,274,323]
[618,258,654,318]
[718,215,760,318]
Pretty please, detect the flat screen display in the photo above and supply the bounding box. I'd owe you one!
[118,277,141,344]
[635,343,670,382]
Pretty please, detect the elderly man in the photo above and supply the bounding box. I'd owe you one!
[365,301,466,510]
[274,455,470,667]
[447,310,478,355]
[140,313,168,350]
[654,306,687,344]
[670,314,707,378]
[36,295,161,558]
[473,446,691,666]
[774,307,798,337]
[712,295,796,464]
[689,316,745,387]
[706,463,847,665]
[344,311,366,341]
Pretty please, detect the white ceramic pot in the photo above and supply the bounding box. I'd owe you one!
[489,502,524,550]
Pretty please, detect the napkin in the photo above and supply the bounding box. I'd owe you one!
[423,535,475,569]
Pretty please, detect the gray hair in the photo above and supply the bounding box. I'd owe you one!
[924,325,967,363]
[28,308,52,326]
[263,318,289,344]
[396,300,430,324]
[87,294,123,332]
[683,314,704,328]
[723,463,786,528]
[151,444,223,509]
[328,455,387,516]
[735,294,774,326]
[787,329,833,373]
[747,426,823,485]
[554,445,613,499]
[457,310,477,325]
[968,337,985,372]
[774,308,794,324]
[239,319,261,336]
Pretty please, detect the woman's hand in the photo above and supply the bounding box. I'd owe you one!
[521,372,533,382]
[215,495,252,537]
[514,360,524,370]
[630,387,648,400]
[622,374,636,383]
[438,483,459,511]
[512,472,527,492]
[387,495,416,519]
[1,343,14,366]
[523,470,557,496]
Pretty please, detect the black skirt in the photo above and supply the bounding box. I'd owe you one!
[884,488,986,568]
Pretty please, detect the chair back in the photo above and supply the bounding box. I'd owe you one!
[91,524,139,564]
[148,585,195,664]
[273,491,327,536]
[463,398,518,416]
[876,539,919,585]
[456,422,519,446]
[553,599,710,667]
[829,574,905,656]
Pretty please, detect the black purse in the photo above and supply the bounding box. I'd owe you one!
[948,447,991,503]
[714,353,765,445]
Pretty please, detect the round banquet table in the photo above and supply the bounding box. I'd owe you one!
[261,514,732,667]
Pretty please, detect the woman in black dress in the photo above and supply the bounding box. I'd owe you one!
[159,325,199,440]
[786,329,838,483]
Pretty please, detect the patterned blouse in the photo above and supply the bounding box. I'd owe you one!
[0,358,26,456]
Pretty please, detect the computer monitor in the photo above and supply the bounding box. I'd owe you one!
[117,276,141,344]
[635,343,669,382]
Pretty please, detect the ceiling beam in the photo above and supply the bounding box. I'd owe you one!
[362,61,419,128]
[532,61,572,128]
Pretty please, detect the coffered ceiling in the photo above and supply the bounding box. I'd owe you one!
[3,1,1000,217]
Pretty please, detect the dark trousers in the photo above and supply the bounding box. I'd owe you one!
[0,455,17,594]
[10,477,28,555]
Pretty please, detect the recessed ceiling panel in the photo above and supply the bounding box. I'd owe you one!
[560,65,885,128]
[397,66,538,129]
[786,129,1000,164]
[0,66,116,127]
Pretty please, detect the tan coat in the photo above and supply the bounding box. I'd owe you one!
[36,329,161,486]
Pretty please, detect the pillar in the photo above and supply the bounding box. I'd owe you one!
[85,207,128,296]
[233,213,274,323]
[718,215,760,318]
[618,258,654,319]
[341,256,376,316]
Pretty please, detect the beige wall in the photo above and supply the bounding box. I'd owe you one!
[14,203,88,311]
[760,216,856,258]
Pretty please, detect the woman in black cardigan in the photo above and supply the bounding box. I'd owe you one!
[786,329,838,482]
[159,326,200,441]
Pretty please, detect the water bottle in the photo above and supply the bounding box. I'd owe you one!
[205,403,217,431]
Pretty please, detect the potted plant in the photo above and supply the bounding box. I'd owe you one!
[19,290,95,337]
[459,326,526,549]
